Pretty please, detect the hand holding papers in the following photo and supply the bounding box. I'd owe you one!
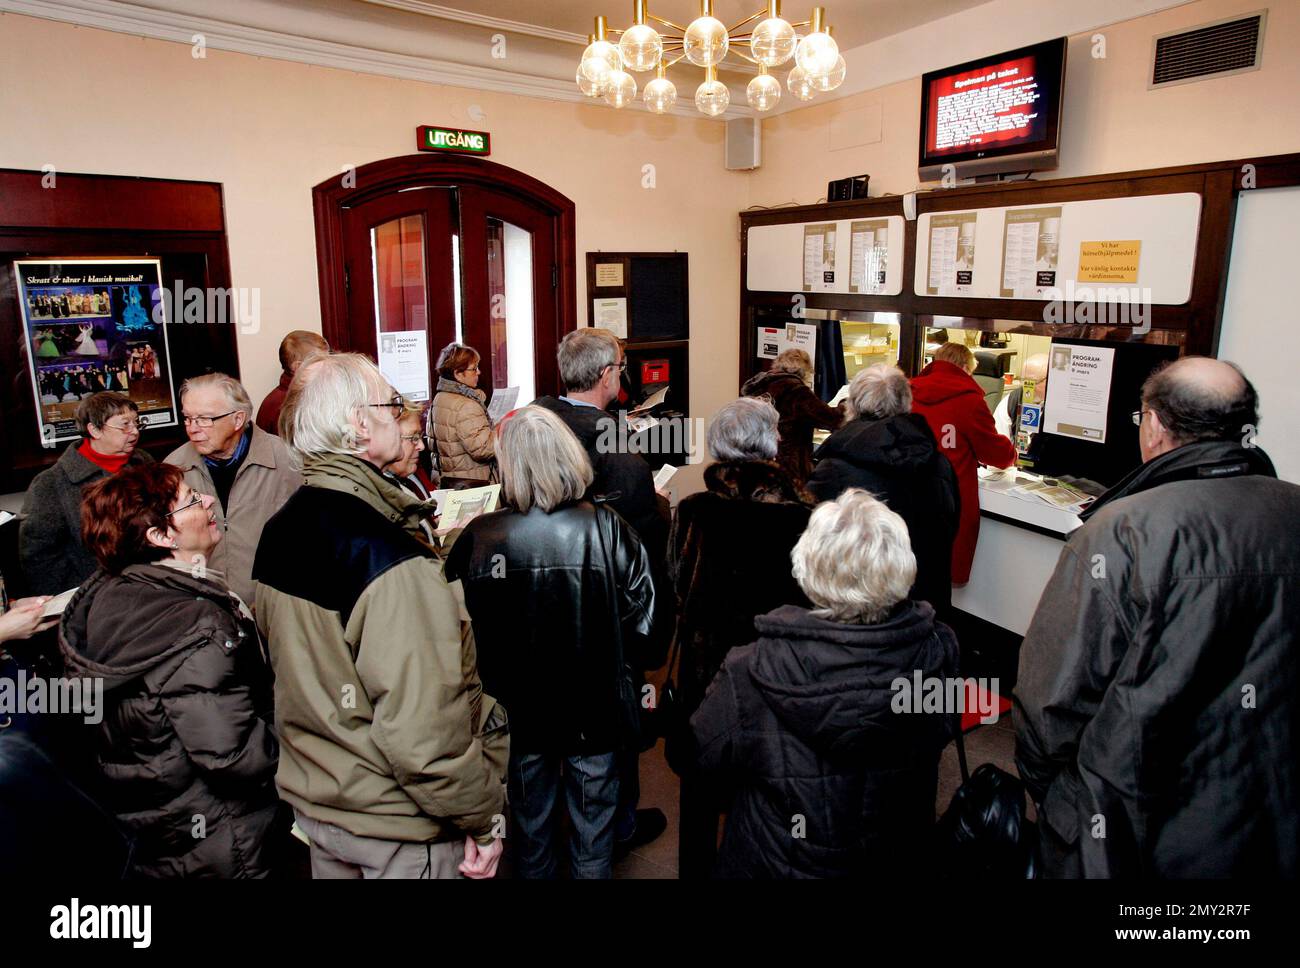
[486,387,520,425]
[437,484,501,529]
[629,385,669,415]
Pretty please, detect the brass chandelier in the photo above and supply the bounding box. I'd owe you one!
[576,1,846,117]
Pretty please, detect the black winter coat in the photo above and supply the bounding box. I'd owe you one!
[59,562,280,878]
[807,413,961,612]
[1015,440,1300,877]
[669,459,812,714]
[691,603,959,878]
[740,370,844,485]
[445,499,656,756]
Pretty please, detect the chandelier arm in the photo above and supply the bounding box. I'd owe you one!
[789,20,812,28]
[729,49,761,65]
[662,51,690,68]
[647,13,690,32]
[726,11,764,32]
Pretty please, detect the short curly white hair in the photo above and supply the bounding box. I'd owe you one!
[791,488,916,624]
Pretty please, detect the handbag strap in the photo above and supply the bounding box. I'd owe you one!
[953,714,971,785]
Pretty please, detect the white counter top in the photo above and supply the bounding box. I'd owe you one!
[977,468,1085,538]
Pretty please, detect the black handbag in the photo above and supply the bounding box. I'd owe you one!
[636,629,685,756]
[934,722,1038,879]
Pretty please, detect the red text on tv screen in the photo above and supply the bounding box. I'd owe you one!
[925,55,1046,157]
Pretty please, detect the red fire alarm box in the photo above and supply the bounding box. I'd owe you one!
[641,359,670,384]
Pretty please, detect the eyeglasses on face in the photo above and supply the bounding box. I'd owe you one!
[182,410,237,428]
[165,493,205,518]
[604,360,628,374]
[1131,409,1150,427]
[104,416,147,433]
[399,433,429,445]
[365,393,407,418]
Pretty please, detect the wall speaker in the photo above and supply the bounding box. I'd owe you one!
[827,174,870,201]
[725,118,761,171]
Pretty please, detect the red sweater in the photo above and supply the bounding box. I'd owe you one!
[910,360,1017,583]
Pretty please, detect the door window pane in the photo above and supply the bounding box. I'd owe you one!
[485,218,536,405]
[371,214,431,402]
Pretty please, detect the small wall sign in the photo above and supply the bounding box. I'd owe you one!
[416,125,491,156]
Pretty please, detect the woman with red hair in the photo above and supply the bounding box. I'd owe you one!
[59,462,283,878]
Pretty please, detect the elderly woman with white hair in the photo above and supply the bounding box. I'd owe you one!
[445,405,656,879]
[808,363,960,613]
[668,396,813,878]
[740,348,844,485]
[690,488,959,879]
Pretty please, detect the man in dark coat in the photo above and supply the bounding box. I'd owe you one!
[532,327,671,855]
[808,364,959,613]
[669,397,813,878]
[741,348,844,485]
[691,489,958,878]
[1015,357,1300,878]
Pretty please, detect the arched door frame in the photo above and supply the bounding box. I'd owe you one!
[311,153,577,393]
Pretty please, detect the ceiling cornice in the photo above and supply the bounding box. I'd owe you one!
[0,0,757,119]
[359,0,589,46]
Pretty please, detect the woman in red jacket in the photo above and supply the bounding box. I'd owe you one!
[909,343,1017,584]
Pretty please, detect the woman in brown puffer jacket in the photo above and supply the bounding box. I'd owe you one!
[60,462,283,878]
[427,342,496,483]
[741,348,844,486]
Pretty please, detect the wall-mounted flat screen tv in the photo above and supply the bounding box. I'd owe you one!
[918,37,1067,182]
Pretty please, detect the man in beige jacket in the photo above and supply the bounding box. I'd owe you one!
[165,373,302,606]
[253,353,507,879]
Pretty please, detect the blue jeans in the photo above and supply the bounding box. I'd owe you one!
[508,750,619,879]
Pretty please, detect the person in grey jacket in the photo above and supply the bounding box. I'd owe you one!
[20,392,152,595]
[1014,357,1300,878]
[165,373,302,606]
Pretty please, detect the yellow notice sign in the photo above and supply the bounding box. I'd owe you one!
[1078,240,1142,284]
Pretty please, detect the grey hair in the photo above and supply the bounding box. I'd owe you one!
[76,392,137,438]
[281,352,390,457]
[708,396,779,462]
[791,488,916,624]
[558,328,620,393]
[497,406,594,513]
[846,364,912,421]
[179,372,253,417]
[771,348,812,380]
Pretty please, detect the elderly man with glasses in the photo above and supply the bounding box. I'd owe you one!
[20,391,154,595]
[163,372,302,607]
[253,353,507,879]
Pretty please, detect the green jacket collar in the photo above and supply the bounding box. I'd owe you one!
[302,452,427,536]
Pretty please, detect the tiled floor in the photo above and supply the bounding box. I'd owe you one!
[612,717,1025,879]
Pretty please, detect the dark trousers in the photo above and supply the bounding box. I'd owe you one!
[678,768,722,879]
[508,750,620,879]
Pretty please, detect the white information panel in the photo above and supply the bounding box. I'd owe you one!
[747,216,906,296]
[914,193,1202,304]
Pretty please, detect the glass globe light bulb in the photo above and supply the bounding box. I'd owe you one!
[787,65,816,102]
[747,72,781,112]
[811,54,846,92]
[619,23,663,72]
[695,78,730,117]
[643,75,677,114]
[750,17,797,67]
[576,66,607,98]
[683,15,729,68]
[603,70,637,108]
[580,39,621,82]
[795,31,839,77]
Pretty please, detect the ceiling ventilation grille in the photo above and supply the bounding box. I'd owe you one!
[1152,13,1265,88]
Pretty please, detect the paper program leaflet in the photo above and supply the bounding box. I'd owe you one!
[802,223,837,292]
[926,212,978,296]
[1042,344,1115,444]
[439,484,501,528]
[592,298,628,338]
[757,322,817,363]
[1000,207,1061,298]
[486,386,520,424]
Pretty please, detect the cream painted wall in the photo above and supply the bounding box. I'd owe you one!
[749,0,1300,204]
[0,12,747,446]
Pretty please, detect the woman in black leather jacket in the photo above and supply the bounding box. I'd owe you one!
[445,405,656,879]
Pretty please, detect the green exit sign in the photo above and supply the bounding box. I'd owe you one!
[417,125,491,155]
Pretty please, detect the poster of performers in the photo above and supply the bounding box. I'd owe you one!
[15,258,178,445]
